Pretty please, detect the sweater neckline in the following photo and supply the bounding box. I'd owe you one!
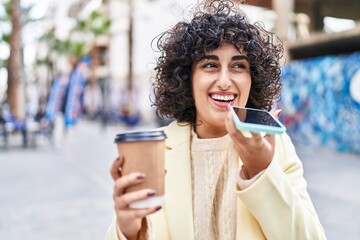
[191,128,233,152]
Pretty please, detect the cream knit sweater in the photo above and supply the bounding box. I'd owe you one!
[191,130,239,240]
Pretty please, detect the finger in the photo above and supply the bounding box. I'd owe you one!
[272,109,282,119]
[225,107,236,132]
[132,205,162,219]
[250,132,262,141]
[110,156,124,181]
[113,172,146,198]
[264,132,276,146]
[225,105,247,141]
[115,188,156,209]
[121,205,162,221]
[116,206,162,232]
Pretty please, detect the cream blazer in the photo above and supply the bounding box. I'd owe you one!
[105,121,326,240]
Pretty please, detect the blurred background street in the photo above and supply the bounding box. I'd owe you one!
[0,119,157,240]
[1,119,360,240]
[0,120,120,239]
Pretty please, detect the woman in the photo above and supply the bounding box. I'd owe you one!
[105,1,325,239]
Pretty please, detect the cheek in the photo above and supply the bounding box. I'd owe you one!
[191,75,208,99]
[238,77,251,92]
[237,79,252,102]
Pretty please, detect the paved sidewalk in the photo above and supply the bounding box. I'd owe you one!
[0,120,136,240]
[0,120,359,239]
[296,144,360,240]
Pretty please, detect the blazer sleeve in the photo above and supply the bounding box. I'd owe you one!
[104,217,122,240]
[148,208,171,239]
[104,216,158,240]
[235,133,326,240]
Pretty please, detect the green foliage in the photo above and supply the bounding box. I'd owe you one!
[35,5,111,70]
[74,9,111,37]
[0,0,9,70]
[0,0,41,70]
[0,58,6,69]
[36,28,86,66]
[1,33,9,43]
[4,0,11,17]
[0,0,9,34]
[38,8,111,66]
[35,57,49,66]
[63,39,86,58]
[51,39,85,58]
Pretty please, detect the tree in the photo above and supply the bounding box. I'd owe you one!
[7,0,23,118]
[1,0,39,118]
[127,0,134,92]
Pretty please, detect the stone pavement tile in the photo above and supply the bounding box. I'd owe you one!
[296,144,360,240]
[0,145,114,240]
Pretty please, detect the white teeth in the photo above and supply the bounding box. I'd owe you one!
[211,94,235,101]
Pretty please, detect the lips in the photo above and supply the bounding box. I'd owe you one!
[210,93,236,103]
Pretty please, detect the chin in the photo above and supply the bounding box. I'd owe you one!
[212,112,227,125]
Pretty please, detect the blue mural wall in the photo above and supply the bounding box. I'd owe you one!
[279,51,360,153]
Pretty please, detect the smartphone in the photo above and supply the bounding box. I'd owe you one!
[231,106,286,134]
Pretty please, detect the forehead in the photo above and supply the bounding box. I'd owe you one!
[204,42,247,56]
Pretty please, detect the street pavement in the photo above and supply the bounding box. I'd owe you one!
[297,144,360,240]
[0,119,359,240]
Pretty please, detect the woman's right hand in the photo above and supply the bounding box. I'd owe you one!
[110,156,161,240]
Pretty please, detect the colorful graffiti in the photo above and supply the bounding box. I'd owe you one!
[279,51,360,153]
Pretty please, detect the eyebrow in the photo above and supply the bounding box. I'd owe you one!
[200,54,249,62]
[232,55,249,61]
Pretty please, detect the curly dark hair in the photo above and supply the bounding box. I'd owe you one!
[151,0,283,124]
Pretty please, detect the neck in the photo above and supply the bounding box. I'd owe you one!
[193,122,227,139]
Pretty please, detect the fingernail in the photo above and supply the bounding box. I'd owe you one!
[226,104,231,111]
[155,206,162,211]
[136,174,145,180]
[147,191,156,197]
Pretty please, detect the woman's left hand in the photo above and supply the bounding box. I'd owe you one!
[225,106,282,178]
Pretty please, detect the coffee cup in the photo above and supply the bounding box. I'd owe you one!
[114,130,166,208]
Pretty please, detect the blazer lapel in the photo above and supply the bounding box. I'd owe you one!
[163,122,194,240]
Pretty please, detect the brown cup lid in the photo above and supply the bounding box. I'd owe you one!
[114,130,166,143]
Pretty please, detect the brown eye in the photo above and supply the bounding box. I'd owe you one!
[202,63,217,68]
[234,63,246,69]
[232,62,249,72]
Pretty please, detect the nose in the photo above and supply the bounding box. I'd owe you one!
[217,69,231,90]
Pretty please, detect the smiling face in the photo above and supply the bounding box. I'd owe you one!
[191,43,251,138]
